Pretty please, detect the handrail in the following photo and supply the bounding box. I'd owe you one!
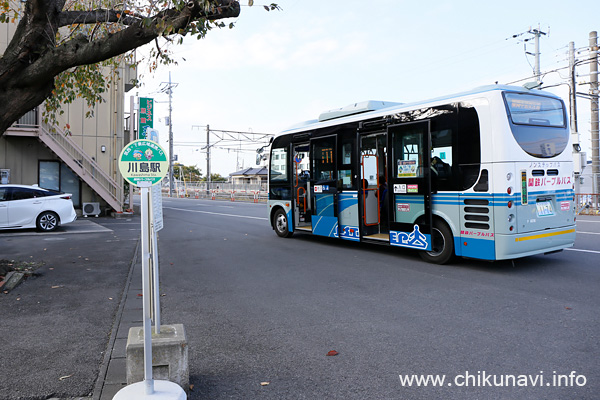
[294,155,307,213]
[38,123,122,207]
[297,187,306,213]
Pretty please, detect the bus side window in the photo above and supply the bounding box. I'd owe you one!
[312,139,335,183]
[270,147,289,182]
[457,103,481,190]
[339,140,355,189]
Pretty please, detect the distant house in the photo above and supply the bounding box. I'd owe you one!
[229,167,268,186]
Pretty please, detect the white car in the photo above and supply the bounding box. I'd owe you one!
[0,184,77,232]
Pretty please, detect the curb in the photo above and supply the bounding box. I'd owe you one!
[0,271,26,292]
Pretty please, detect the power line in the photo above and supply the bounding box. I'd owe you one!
[188,124,274,183]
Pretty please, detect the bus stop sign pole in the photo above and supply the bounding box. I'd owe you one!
[141,182,154,394]
[114,140,185,399]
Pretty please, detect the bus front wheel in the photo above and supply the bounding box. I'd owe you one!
[419,220,454,264]
[273,209,293,238]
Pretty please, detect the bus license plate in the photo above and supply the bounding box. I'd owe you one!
[536,201,554,217]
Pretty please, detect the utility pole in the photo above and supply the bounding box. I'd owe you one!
[168,72,174,197]
[528,25,547,86]
[569,41,583,193]
[510,25,548,88]
[569,42,579,137]
[160,72,178,197]
[206,124,211,191]
[590,31,599,195]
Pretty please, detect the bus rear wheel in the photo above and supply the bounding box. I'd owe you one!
[273,209,293,238]
[419,220,454,264]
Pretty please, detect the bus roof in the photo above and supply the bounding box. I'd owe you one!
[318,100,404,122]
[280,85,562,135]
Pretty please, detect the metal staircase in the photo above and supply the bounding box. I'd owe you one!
[38,124,123,212]
[6,112,123,212]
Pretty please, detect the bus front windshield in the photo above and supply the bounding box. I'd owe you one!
[504,92,568,158]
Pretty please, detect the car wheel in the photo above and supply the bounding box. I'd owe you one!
[273,208,293,238]
[36,211,59,232]
[419,220,454,264]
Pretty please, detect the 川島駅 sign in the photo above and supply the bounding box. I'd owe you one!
[119,139,168,187]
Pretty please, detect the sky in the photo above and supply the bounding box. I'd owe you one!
[135,0,600,177]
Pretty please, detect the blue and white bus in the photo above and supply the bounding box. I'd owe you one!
[267,85,576,264]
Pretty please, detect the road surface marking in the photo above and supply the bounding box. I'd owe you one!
[164,207,268,221]
[565,248,600,254]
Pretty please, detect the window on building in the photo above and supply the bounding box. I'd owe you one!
[39,161,81,207]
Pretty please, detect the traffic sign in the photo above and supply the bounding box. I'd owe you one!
[119,139,168,186]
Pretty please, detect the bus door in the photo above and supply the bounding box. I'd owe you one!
[292,143,311,231]
[309,136,339,238]
[359,133,389,240]
[387,121,433,251]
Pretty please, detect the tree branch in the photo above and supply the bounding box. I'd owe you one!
[58,9,140,27]
[57,0,240,28]
[19,0,241,86]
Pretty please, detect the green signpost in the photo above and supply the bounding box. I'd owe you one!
[138,97,154,139]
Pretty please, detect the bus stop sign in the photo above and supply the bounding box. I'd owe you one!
[119,139,168,186]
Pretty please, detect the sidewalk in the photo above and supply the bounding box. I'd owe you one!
[94,239,144,399]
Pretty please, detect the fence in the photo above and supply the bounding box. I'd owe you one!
[576,172,600,215]
[138,176,600,211]
[158,181,268,203]
[576,193,600,215]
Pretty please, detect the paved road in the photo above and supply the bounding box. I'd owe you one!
[155,198,600,399]
[0,218,140,400]
[1,200,599,399]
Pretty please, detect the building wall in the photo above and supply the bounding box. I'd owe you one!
[0,6,17,52]
[231,176,267,185]
[0,136,56,184]
[58,67,127,184]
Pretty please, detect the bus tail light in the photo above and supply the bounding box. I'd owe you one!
[509,225,514,232]
[508,201,513,208]
[507,187,513,195]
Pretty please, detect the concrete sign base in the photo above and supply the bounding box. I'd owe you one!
[126,324,189,392]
